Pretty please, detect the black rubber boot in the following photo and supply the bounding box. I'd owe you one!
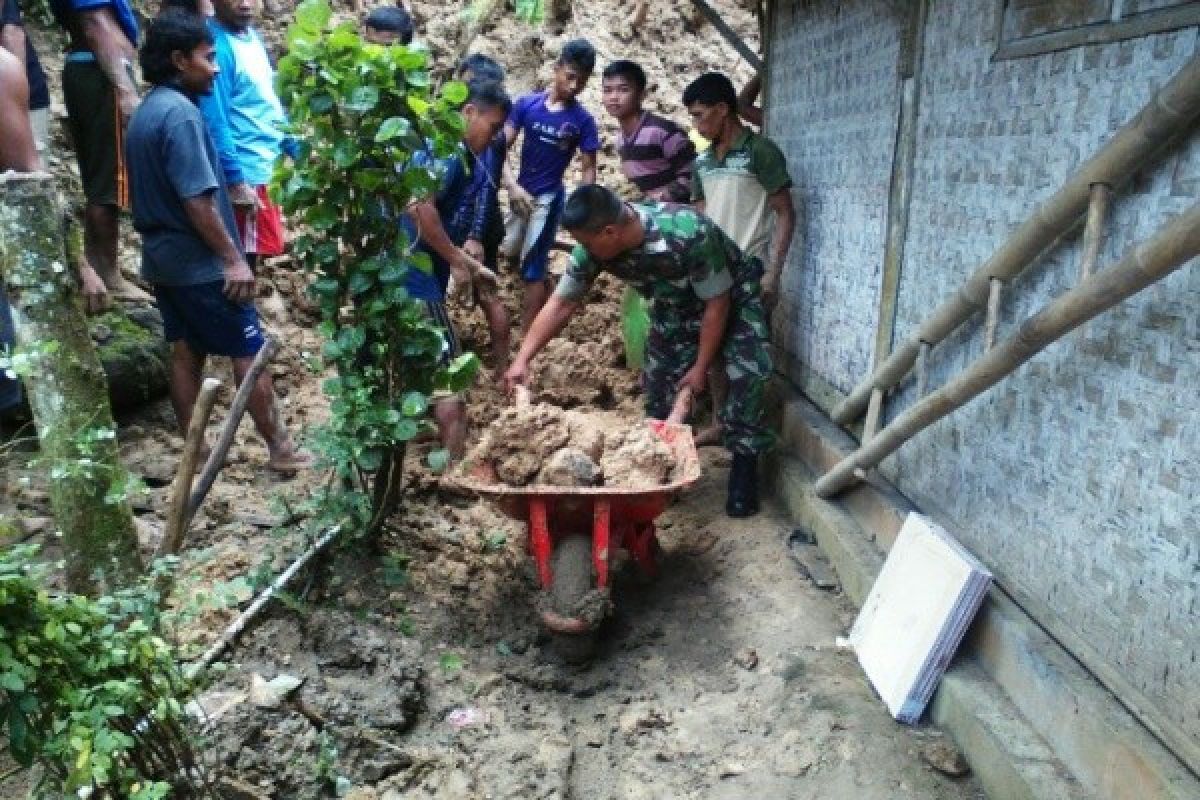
[726,452,760,518]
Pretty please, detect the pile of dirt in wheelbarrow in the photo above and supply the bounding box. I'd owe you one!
[462,401,677,489]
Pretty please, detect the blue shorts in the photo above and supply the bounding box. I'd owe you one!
[501,189,564,283]
[154,281,265,358]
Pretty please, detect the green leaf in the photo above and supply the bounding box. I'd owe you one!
[294,0,332,33]
[309,92,335,114]
[348,270,375,296]
[306,205,338,231]
[406,94,430,116]
[441,80,468,104]
[375,116,412,142]
[438,652,463,675]
[426,449,450,473]
[442,352,481,393]
[406,70,431,89]
[400,392,428,417]
[345,86,380,113]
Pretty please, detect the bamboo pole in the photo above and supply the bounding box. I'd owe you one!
[184,337,278,523]
[186,523,343,679]
[1079,183,1112,281]
[984,277,1003,351]
[159,378,222,557]
[863,388,884,442]
[690,0,764,71]
[816,203,1200,498]
[832,54,1200,425]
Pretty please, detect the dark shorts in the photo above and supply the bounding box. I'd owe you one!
[154,281,265,358]
[63,57,127,208]
[481,208,505,271]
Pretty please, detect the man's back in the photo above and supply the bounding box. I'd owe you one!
[126,85,237,287]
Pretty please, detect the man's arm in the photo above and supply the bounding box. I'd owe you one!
[678,292,730,395]
[738,74,763,128]
[503,293,579,390]
[0,48,37,171]
[501,140,533,216]
[762,188,795,308]
[181,192,255,303]
[578,151,597,185]
[76,7,138,124]
[406,201,493,298]
[663,128,697,203]
[197,36,254,208]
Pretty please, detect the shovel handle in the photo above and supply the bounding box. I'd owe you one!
[667,386,694,425]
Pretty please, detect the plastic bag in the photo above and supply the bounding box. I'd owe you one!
[621,286,650,370]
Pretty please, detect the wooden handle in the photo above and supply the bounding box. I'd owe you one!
[667,386,694,425]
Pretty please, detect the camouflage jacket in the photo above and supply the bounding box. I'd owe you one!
[555,202,756,308]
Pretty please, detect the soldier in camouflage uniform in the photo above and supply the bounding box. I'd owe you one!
[504,184,772,517]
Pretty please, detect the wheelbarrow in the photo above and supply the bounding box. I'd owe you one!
[450,388,700,662]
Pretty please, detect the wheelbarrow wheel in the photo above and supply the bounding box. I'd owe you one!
[549,534,599,664]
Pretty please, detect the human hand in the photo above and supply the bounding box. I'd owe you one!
[117,88,140,128]
[677,364,707,397]
[223,258,256,303]
[510,186,535,217]
[229,183,261,217]
[78,264,111,315]
[503,359,529,394]
[463,238,485,262]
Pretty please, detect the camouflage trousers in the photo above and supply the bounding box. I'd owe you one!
[643,272,774,455]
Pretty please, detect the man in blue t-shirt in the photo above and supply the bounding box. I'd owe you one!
[126,10,310,472]
[401,80,511,458]
[198,0,291,268]
[502,38,599,330]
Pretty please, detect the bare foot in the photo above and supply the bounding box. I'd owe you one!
[693,424,724,447]
[267,446,315,473]
[105,276,153,304]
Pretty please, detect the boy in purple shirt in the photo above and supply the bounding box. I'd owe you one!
[502,38,599,330]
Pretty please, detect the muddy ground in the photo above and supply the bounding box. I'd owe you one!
[3,0,981,797]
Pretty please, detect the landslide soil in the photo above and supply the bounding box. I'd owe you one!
[2,1,981,798]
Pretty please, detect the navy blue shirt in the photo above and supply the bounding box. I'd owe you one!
[1,0,49,110]
[126,85,240,286]
[400,146,474,301]
[507,91,599,196]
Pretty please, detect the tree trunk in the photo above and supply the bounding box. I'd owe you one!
[0,173,142,593]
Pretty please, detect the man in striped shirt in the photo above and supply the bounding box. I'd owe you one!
[601,59,696,204]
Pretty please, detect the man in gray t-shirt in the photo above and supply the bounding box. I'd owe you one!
[125,10,310,472]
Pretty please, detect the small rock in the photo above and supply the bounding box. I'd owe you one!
[733,648,759,670]
[248,672,305,708]
[921,740,970,777]
[718,762,746,778]
[186,689,247,725]
[343,789,379,800]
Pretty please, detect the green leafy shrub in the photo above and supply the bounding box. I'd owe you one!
[275,0,479,536]
[0,546,202,798]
